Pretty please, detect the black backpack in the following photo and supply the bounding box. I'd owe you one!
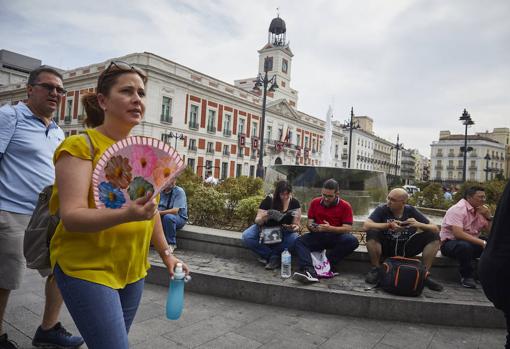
[379,256,428,297]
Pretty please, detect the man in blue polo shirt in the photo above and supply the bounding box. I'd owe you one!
[0,66,83,349]
[292,178,359,283]
[158,178,188,250]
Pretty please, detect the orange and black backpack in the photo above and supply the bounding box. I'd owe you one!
[379,256,428,297]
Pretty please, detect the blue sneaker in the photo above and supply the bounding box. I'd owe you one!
[32,322,84,349]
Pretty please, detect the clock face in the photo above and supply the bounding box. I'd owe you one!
[282,59,288,73]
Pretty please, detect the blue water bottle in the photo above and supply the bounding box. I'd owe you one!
[166,263,185,320]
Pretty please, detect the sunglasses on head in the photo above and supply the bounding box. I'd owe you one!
[98,60,145,90]
[31,83,67,96]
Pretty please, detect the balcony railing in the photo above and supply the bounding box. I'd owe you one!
[446,166,455,170]
[222,150,230,156]
[436,153,443,157]
[206,149,215,155]
[237,153,244,158]
[223,129,232,137]
[448,153,455,157]
[64,116,71,124]
[188,146,197,153]
[207,126,216,134]
[189,121,199,130]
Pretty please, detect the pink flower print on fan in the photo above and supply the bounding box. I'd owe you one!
[131,145,157,177]
[153,156,178,186]
[104,155,132,189]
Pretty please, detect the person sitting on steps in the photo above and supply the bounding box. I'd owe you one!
[363,188,443,292]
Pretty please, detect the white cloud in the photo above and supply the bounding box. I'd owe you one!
[1,0,509,156]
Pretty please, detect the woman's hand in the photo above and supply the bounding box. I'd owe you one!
[164,254,190,278]
[282,223,300,232]
[126,192,158,221]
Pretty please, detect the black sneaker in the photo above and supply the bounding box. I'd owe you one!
[32,322,84,349]
[292,268,319,283]
[0,333,18,349]
[461,277,477,289]
[365,267,380,284]
[265,258,280,270]
[424,277,444,292]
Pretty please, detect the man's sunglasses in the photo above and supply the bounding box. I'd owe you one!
[98,60,145,90]
[31,83,67,96]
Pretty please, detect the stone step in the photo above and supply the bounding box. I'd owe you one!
[146,226,505,329]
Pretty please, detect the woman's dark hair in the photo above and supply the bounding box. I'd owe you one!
[272,180,293,211]
[83,61,148,128]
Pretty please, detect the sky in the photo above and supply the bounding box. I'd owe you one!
[1,0,509,156]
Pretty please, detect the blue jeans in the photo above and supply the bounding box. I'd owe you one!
[161,214,187,245]
[441,239,484,278]
[53,264,144,349]
[291,232,359,270]
[241,224,298,261]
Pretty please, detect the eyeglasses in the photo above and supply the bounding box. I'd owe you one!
[98,60,145,91]
[321,193,336,199]
[31,83,67,95]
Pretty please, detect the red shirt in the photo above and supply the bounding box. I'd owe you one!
[308,197,353,226]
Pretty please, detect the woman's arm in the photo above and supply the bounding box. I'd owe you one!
[254,208,268,225]
[57,153,158,232]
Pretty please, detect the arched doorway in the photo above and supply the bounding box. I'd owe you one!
[274,157,283,165]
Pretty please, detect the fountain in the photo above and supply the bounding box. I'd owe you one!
[264,105,387,216]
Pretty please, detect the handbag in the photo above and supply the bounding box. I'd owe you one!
[260,226,283,244]
[311,250,335,278]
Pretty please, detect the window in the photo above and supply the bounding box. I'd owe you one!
[187,158,195,170]
[249,165,255,177]
[189,105,199,129]
[65,98,73,123]
[205,160,213,171]
[277,127,283,141]
[267,125,272,141]
[223,113,232,136]
[251,122,257,138]
[436,171,441,179]
[304,136,309,148]
[188,139,197,151]
[223,145,229,155]
[207,110,216,133]
[282,58,288,73]
[264,56,273,71]
[236,163,242,177]
[221,162,228,180]
[206,142,214,154]
[238,118,245,134]
[296,134,301,147]
[161,96,172,123]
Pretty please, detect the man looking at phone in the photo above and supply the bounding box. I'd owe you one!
[291,179,359,283]
[363,188,443,291]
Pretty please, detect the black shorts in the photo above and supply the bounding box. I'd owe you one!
[366,230,439,258]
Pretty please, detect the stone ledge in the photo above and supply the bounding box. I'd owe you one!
[146,249,505,329]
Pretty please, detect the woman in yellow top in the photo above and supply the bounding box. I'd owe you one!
[50,61,189,349]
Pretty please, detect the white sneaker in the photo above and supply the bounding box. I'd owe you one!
[292,270,319,283]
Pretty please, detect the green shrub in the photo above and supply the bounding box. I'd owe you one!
[187,185,226,226]
[234,195,265,230]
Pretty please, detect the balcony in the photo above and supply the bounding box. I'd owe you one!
[446,166,455,170]
[188,121,199,130]
[64,116,71,124]
[207,126,216,134]
[223,129,232,137]
[206,149,215,155]
[222,150,230,156]
[435,165,443,170]
[448,153,455,157]
[469,166,477,170]
[436,153,443,158]
[341,154,348,160]
[188,146,197,153]
[237,153,244,159]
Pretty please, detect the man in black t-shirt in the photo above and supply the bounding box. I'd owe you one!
[363,188,443,291]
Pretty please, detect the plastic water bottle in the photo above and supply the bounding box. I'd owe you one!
[166,263,185,320]
[281,249,291,278]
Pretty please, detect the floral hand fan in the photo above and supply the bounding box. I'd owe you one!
[92,136,185,209]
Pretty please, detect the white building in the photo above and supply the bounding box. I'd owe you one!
[430,131,506,182]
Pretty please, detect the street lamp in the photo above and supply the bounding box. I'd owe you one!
[342,107,360,168]
[165,131,185,151]
[253,56,278,178]
[393,134,404,177]
[484,153,491,182]
[459,109,474,182]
